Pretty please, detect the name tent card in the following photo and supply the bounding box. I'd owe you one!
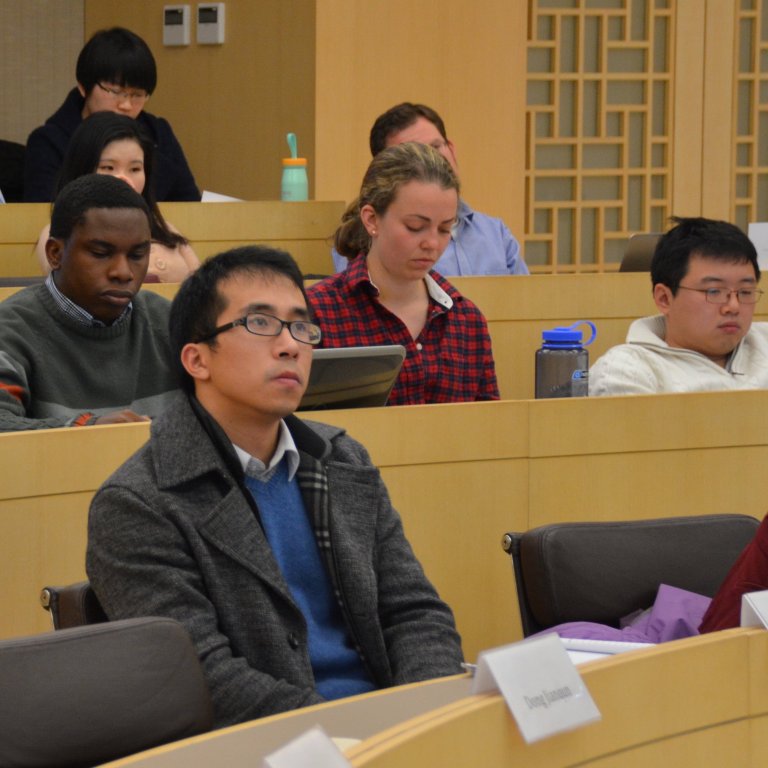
[262,726,352,768]
[741,590,768,627]
[472,633,601,743]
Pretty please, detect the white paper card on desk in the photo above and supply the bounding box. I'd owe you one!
[201,190,245,202]
[740,590,768,627]
[748,223,768,270]
[262,726,351,768]
[472,633,602,743]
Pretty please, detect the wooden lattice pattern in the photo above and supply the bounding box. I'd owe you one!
[733,1,768,230]
[526,0,674,272]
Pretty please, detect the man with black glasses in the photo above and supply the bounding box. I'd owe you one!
[87,245,463,729]
[591,216,768,395]
[24,26,199,202]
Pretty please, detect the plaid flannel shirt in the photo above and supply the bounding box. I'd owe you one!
[307,257,499,405]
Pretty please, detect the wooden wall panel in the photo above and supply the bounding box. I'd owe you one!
[84,0,316,200]
[0,0,83,144]
[314,0,528,241]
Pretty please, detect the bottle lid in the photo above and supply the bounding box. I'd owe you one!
[542,326,583,343]
[540,320,597,345]
[282,157,307,166]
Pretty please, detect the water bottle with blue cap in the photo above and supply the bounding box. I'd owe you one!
[535,320,597,399]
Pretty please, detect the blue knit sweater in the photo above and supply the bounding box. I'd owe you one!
[244,461,374,700]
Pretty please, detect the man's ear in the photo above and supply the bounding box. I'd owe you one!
[446,138,458,167]
[76,82,87,99]
[180,343,212,383]
[45,237,65,272]
[654,283,674,314]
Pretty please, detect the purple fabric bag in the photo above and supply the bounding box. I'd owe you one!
[535,584,712,644]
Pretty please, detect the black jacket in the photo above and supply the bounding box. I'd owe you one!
[23,88,200,202]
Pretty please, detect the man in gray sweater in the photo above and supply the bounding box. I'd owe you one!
[87,245,464,728]
[0,174,177,431]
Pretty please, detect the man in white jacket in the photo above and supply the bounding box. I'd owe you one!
[591,216,768,396]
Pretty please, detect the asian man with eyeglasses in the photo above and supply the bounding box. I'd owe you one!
[87,245,464,729]
[24,27,199,203]
[590,216,768,395]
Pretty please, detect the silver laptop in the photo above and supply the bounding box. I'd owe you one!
[299,345,406,410]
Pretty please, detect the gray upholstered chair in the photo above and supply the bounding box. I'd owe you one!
[40,580,107,629]
[0,617,212,767]
[619,232,661,271]
[502,514,760,637]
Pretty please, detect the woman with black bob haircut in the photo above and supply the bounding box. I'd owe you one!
[24,27,199,203]
[35,111,199,283]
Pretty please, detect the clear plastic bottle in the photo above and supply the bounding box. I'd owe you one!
[535,320,597,399]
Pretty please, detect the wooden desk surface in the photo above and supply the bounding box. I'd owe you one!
[0,200,344,278]
[348,628,768,768]
[99,675,471,768]
[98,629,768,768]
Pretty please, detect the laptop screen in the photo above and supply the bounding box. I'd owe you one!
[298,345,406,410]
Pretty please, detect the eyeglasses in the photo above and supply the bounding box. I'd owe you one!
[201,312,322,345]
[96,82,150,104]
[677,285,764,305]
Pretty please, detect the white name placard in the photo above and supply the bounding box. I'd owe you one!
[472,633,601,743]
[262,725,352,768]
[741,590,768,628]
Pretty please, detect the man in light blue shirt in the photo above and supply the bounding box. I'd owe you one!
[332,102,528,277]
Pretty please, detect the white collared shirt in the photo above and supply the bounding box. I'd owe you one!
[45,273,132,328]
[232,419,300,482]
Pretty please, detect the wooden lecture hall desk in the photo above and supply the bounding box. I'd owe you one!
[100,628,768,768]
[3,390,768,653]
[101,674,472,768]
[2,271,664,400]
[0,200,345,278]
[5,269,768,399]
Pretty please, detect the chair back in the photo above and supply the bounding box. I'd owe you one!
[0,617,212,767]
[619,232,661,272]
[502,514,760,637]
[0,139,25,202]
[40,581,108,629]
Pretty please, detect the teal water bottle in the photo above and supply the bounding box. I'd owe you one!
[535,320,597,399]
[281,158,308,201]
[281,132,309,201]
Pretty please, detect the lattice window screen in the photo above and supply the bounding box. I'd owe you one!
[526,0,674,272]
[733,1,768,230]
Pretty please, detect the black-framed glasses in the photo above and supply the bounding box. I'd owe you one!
[677,285,764,305]
[96,82,150,104]
[201,312,322,345]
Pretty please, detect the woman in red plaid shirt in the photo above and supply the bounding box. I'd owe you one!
[307,142,499,405]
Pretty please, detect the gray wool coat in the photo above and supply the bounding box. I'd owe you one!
[87,394,463,728]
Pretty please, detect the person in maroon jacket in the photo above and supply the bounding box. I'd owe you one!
[699,513,768,632]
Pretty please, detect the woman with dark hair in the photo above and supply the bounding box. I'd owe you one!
[35,111,199,283]
[24,26,199,203]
